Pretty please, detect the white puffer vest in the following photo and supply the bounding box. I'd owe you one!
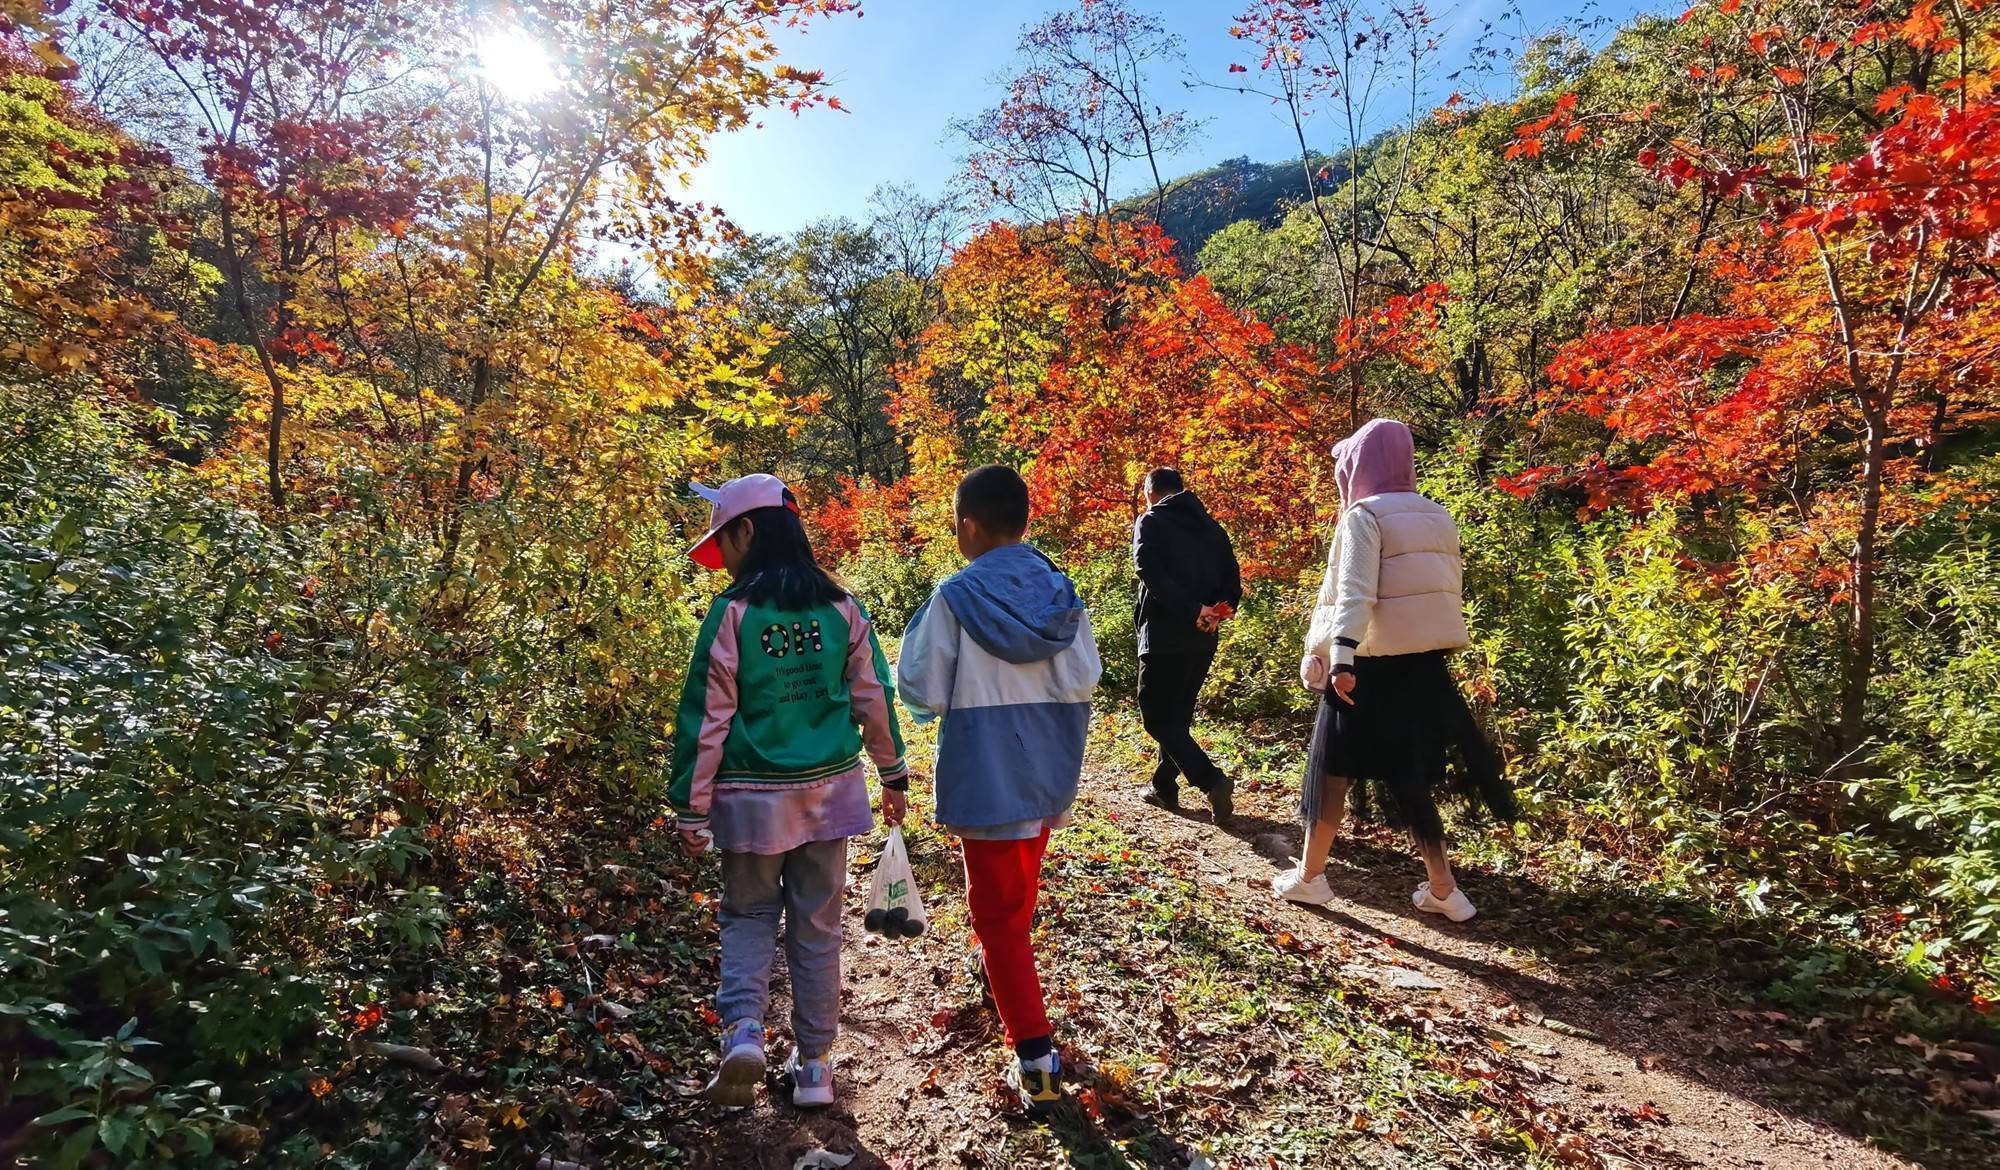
[1304,492,1469,662]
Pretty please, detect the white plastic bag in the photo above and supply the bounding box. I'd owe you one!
[1301,653,1330,692]
[862,827,927,939]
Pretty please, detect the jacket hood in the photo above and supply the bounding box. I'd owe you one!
[1332,419,1417,509]
[939,543,1084,664]
[1148,490,1214,528]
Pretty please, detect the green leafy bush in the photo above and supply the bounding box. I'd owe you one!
[0,396,396,1165]
[1874,525,2000,990]
[1431,435,2000,995]
[834,536,963,636]
[0,391,715,1165]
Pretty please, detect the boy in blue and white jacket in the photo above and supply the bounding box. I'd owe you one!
[890,465,1101,1118]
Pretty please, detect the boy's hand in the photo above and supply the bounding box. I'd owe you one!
[880,788,909,828]
[1332,671,1357,705]
[678,827,712,855]
[1196,604,1219,633]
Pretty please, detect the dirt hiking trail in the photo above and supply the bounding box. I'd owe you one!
[696,767,1986,1169]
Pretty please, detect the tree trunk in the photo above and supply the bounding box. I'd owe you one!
[439,355,491,577]
[1835,412,1887,773]
[1454,340,1488,416]
[1924,389,1949,472]
[213,192,287,511]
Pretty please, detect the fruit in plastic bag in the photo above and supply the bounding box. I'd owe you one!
[862,827,927,943]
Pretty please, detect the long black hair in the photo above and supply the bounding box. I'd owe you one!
[725,493,847,609]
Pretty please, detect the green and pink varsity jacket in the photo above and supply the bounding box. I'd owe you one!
[668,591,908,831]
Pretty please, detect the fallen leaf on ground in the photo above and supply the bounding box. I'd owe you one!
[1077,1086,1105,1120]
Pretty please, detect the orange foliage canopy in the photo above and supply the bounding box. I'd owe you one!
[823,221,1440,579]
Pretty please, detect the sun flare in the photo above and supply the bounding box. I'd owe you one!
[476,27,560,103]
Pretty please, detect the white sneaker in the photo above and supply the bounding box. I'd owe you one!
[703,1018,765,1107]
[785,1047,835,1108]
[1412,881,1477,922]
[1271,866,1335,905]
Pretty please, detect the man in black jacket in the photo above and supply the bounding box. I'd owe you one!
[1132,468,1243,822]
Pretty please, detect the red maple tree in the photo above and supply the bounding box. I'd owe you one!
[1505,0,2000,766]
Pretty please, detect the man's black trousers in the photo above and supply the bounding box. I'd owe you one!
[1137,644,1225,795]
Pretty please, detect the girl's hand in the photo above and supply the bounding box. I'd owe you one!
[880,788,909,828]
[678,827,712,855]
[1301,654,1329,691]
[1332,670,1357,705]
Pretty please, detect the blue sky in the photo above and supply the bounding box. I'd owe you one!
[685,0,1662,235]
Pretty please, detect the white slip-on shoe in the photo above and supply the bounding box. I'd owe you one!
[1271,866,1335,905]
[785,1047,835,1108]
[1412,881,1477,922]
[702,1018,765,1107]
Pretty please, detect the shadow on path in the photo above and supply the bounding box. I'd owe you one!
[1095,770,2000,1170]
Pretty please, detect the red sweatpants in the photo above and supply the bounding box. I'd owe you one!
[960,830,1053,1046]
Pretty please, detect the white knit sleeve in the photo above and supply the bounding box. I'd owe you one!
[1303,509,1362,662]
[1303,528,1339,664]
[1319,507,1380,667]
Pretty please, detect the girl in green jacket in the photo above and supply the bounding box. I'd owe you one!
[670,474,907,1109]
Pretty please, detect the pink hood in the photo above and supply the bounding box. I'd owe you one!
[1332,418,1417,509]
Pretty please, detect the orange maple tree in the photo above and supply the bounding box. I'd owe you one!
[827,219,1442,579]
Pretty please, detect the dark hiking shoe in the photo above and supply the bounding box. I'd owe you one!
[1009,1050,1064,1119]
[1139,783,1180,811]
[1205,775,1235,824]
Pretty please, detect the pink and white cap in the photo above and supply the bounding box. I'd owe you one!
[687,473,798,569]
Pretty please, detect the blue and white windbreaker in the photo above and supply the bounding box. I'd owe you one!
[896,544,1102,833]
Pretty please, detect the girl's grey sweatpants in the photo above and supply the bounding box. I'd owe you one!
[717,838,846,1054]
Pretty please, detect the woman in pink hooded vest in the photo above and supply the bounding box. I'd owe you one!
[1273,419,1515,921]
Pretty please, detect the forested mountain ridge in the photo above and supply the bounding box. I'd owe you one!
[1116,154,1334,260]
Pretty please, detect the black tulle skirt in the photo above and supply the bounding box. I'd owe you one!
[1300,650,1516,845]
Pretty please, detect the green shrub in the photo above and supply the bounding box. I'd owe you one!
[0,390,718,1166]
[0,395,407,1166]
[835,536,963,636]
[1437,436,2000,993]
[1874,527,2000,989]
[1068,550,1138,696]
